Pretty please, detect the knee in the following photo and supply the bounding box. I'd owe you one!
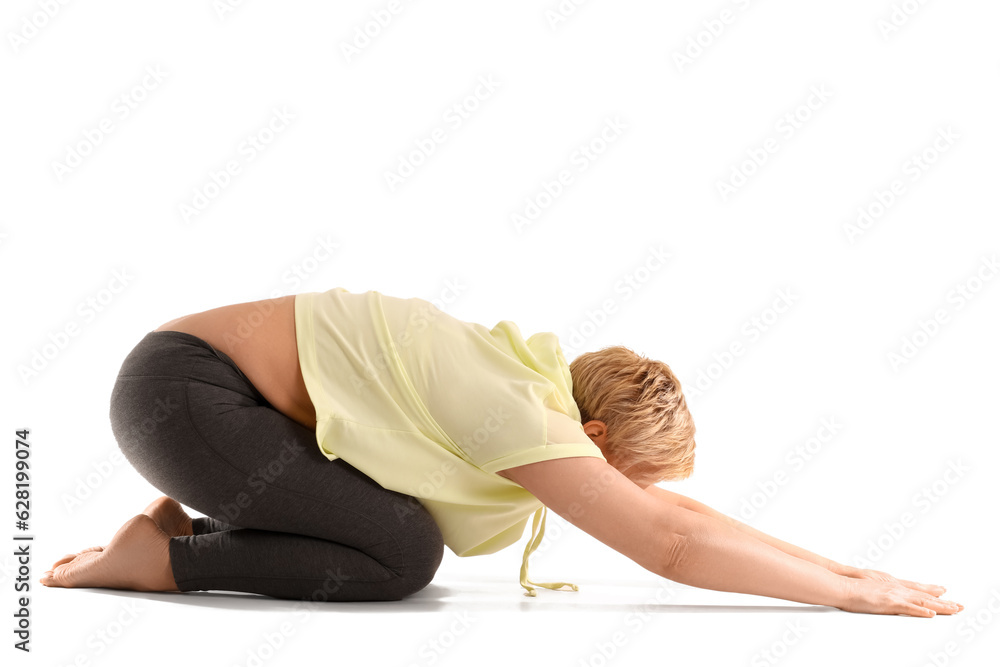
[388,520,444,600]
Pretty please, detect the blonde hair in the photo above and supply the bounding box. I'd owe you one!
[569,345,695,484]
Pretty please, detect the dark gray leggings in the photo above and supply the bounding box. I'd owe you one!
[109,330,444,601]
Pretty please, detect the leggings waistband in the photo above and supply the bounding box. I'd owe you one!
[115,329,255,391]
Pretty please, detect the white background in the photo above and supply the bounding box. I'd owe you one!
[2,0,998,665]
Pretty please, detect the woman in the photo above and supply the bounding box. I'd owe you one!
[41,288,962,616]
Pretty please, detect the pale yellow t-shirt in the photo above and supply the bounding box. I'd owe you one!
[294,287,606,596]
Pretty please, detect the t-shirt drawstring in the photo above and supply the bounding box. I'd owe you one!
[518,505,580,597]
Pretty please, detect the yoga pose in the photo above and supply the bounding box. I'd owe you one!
[42,288,962,616]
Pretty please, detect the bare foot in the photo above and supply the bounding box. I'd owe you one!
[143,496,193,537]
[40,514,180,592]
[44,497,190,575]
[48,545,104,571]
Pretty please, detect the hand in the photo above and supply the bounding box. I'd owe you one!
[836,577,963,617]
[841,566,952,600]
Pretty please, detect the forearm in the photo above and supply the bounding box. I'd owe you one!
[662,506,849,608]
[647,486,853,576]
[685,497,852,574]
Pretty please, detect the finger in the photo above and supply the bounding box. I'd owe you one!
[912,592,962,614]
[896,578,946,596]
[932,599,963,614]
[898,604,936,618]
[897,595,940,617]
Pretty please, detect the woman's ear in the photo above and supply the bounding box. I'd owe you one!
[581,419,609,459]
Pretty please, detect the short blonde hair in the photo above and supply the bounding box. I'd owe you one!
[569,345,695,484]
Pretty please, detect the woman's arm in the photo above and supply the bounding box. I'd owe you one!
[498,456,958,615]
[644,486,953,602]
[499,457,850,607]
[643,485,853,575]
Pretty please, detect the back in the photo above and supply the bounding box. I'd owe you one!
[294,287,605,555]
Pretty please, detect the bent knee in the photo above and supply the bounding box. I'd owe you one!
[387,523,444,600]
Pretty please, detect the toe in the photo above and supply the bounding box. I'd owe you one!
[51,547,102,569]
[50,562,79,587]
[49,550,105,589]
[51,553,79,568]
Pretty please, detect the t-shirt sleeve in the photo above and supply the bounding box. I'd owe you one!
[475,408,607,474]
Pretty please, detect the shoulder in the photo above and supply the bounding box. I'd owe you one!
[495,455,677,577]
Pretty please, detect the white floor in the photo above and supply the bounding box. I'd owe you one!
[33,569,992,667]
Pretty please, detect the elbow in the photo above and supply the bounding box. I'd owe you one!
[659,532,692,579]
[654,502,702,579]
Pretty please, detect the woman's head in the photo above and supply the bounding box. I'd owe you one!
[569,344,696,486]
